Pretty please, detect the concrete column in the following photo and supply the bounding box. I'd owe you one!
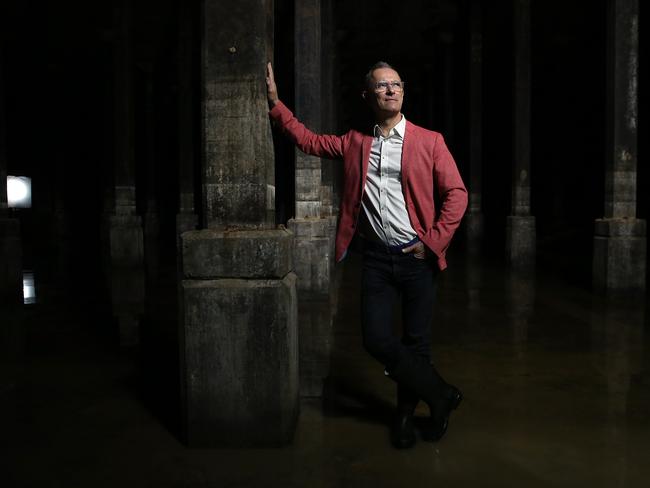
[288,0,335,295]
[465,0,484,248]
[142,66,160,284]
[179,0,298,446]
[107,1,145,347]
[176,0,198,238]
[287,0,336,397]
[506,0,536,270]
[0,47,24,361]
[293,0,322,221]
[442,38,455,142]
[0,47,22,306]
[593,0,646,292]
[320,0,336,217]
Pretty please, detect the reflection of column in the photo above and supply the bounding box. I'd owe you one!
[465,0,484,247]
[506,0,535,270]
[107,1,145,347]
[179,0,298,447]
[507,271,535,360]
[590,298,644,483]
[176,0,198,237]
[593,0,646,292]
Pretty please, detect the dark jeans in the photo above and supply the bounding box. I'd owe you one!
[360,247,439,373]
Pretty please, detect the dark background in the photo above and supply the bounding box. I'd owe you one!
[1,0,647,298]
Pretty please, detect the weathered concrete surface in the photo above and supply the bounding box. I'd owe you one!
[176,0,197,238]
[287,218,335,295]
[593,218,646,292]
[298,298,332,397]
[294,0,323,220]
[202,0,275,228]
[507,0,535,270]
[181,273,298,446]
[176,211,198,241]
[108,214,145,347]
[604,0,638,219]
[288,217,336,397]
[181,228,293,279]
[466,0,484,247]
[464,211,484,251]
[179,0,298,447]
[506,215,536,271]
[593,0,645,292]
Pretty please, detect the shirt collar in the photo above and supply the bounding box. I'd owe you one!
[373,115,406,140]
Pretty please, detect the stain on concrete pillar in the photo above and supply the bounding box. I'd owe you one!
[594,0,645,293]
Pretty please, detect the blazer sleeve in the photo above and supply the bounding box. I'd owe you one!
[423,134,468,259]
[269,101,345,159]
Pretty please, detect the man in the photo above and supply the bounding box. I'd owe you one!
[266,61,467,448]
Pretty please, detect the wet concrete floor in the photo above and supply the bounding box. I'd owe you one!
[2,253,650,487]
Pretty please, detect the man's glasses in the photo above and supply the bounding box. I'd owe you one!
[373,81,405,93]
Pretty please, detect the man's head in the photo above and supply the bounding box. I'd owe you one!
[362,61,405,120]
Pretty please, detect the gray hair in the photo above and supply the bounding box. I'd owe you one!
[364,61,398,89]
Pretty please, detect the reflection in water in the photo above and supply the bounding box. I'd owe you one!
[507,270,535,358]
[590,297,646,486]
[591,299,645,418]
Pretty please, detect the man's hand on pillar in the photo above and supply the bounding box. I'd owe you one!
[266,62,279,107]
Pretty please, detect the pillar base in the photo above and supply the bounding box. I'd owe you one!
[287,217,335,295]
[506,215,536,271]
[286,218,336,398]
[179,228,299,446]
[176,212,198,242]
[464,211,484,256]
[298,297,332,397]
[144,210,160,280]
[593,218,646,292]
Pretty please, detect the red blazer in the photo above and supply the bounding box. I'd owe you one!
[270,101,467,271]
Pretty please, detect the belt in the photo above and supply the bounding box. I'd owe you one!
[360,236,420,255]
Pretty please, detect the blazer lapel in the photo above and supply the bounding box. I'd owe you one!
[401,121,415,186]
[361,134,372,194]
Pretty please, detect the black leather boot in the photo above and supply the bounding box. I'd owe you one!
[391,384,418,448]
[421,383,462,442]
[387,353,462,442]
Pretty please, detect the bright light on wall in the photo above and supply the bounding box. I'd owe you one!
[23,271,36,305]
[7,176,32,208]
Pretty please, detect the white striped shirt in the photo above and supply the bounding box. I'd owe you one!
[360,116,417,246]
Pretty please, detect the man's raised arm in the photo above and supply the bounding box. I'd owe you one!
[266,62,344,159]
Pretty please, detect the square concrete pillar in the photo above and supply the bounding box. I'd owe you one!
[180,228,299,446]
[108,213,145,347]
[593,218,646,292]
[287,217,335,295]
[506,215,536,271]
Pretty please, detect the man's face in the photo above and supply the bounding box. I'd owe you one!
[364,67,404,118]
